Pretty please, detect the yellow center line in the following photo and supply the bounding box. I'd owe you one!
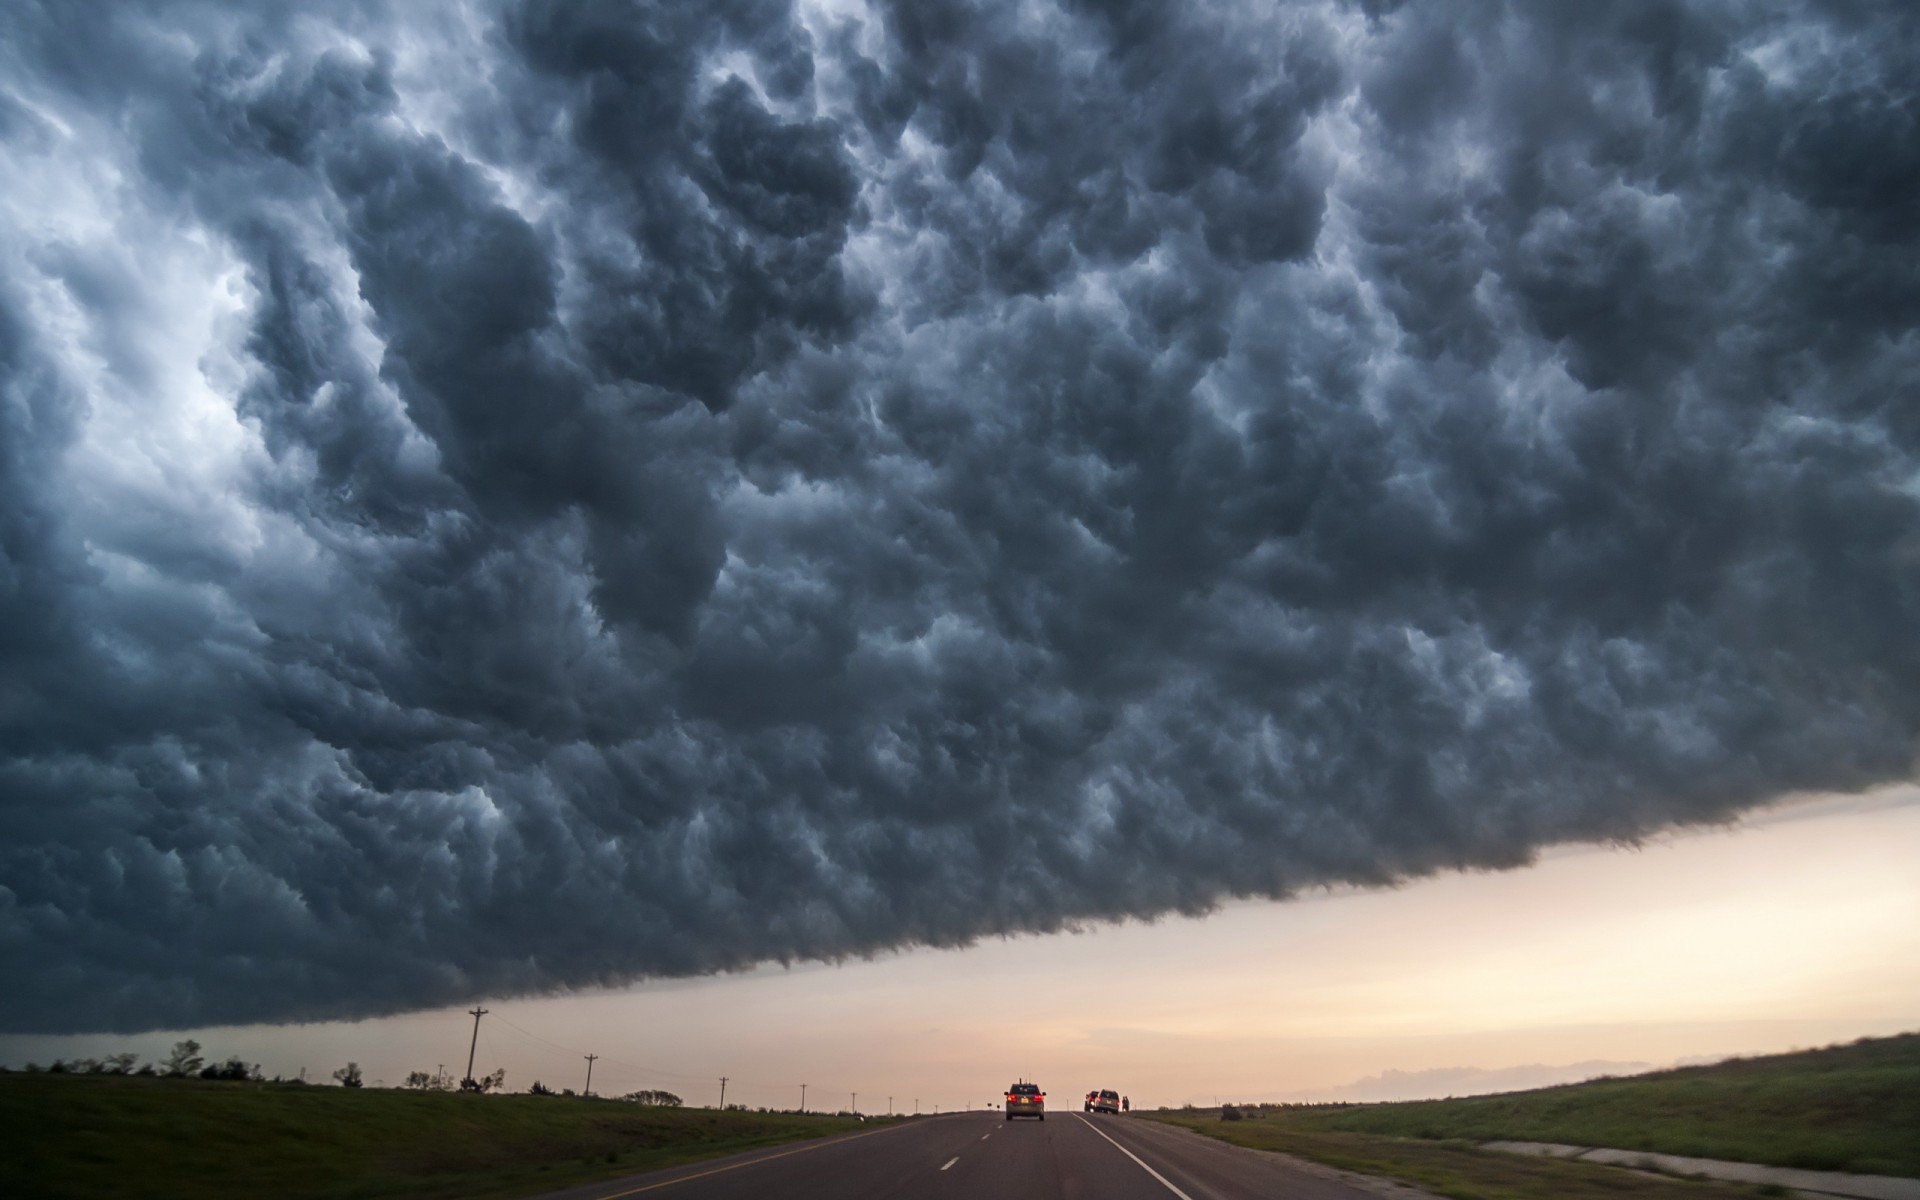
[587,1120,916,1198]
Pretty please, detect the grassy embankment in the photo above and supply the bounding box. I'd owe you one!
[1145,1032,1920,1200]
[0,1073,889,1200]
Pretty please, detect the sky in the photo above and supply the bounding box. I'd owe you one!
[0,0,1916,1078]
[2,786,1914,1106]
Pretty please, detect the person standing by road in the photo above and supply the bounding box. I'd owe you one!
[1121,1096,1130,1113]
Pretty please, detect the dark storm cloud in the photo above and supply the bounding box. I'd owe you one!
[1,0,1916,1032]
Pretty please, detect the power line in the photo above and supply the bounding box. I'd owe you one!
[452,1005,876,1105]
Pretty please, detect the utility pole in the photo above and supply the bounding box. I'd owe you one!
[914,1099,919,1114]
[583,1055,597,1098]
[800,1083,807,1113]
[851,1092,857,1114]
[888,1096,893,1116]
[463,1006,488,1089]
[719,1077,729,1110]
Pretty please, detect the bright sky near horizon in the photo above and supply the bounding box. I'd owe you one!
[7,786,1914,1110]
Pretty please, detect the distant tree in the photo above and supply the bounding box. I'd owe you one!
[562,1088,576,1097]
[201,1057,260,1082]
[620,1089,683,1107]
[101,1052,140,1075]
[404,1070,435,1090]
[1220,1104,1243,1121]
[163,1040,204,1078]
[529,1080,555,1096]
[332,1062,364,1088]
[460,1067,506,1093]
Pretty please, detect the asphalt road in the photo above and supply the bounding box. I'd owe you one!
[528,1111,1408,1200]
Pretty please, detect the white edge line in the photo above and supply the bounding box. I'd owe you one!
[1072,1115,1195,1200]
[940,1156,959,1171]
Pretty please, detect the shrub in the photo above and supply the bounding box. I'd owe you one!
[100,1052,140,1075]
[1221,1104,1243,1121]
[332,1062,364,1089]
[200,1057,259,1082]
[621,1089,683,1107]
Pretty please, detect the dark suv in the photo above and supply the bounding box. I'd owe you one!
[1087,1089,1120,1114]
[1005,1081,1045,1120]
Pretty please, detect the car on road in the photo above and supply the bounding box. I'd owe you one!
[1087,1088,1121,1114]
[1005,1081,1045,1120]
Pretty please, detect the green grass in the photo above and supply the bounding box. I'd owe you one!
[1144,1032,1920,1198]
[0,1073,884,1200]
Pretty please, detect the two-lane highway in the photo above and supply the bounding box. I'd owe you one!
[529,1111,1421,1200]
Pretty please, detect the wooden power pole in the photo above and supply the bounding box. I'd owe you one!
[463,1007,488,1089]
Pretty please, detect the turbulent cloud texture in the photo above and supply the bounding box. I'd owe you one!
[2,0,1916,1032]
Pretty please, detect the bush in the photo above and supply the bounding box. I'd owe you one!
[621,1089,683,1107]
[459,1068,506,1093]
[1221,1104,1243,1121]
[200,1057,260,1082]
[100,1052,140,1075]
[332,1063,364,1089]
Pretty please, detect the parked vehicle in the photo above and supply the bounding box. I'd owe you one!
[1088,1088,1120,1114]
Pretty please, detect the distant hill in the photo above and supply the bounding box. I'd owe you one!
[1242,1059,1658,1104]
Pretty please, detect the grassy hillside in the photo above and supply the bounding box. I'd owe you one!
[0,1073,879,1200]
[1146,1032,1920,1199]
[1266,1033,1919,1175]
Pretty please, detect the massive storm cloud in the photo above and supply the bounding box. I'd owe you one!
[1,0,1915,1033]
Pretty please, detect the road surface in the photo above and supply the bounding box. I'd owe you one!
[528,1111,1425,1200]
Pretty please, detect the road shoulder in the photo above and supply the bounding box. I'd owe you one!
[1483,1140,1920,1200]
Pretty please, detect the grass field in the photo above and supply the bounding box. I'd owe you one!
[1143,1120,1802,1200]
[0,1073,883,1200]
[1145,1032,1920,1199]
